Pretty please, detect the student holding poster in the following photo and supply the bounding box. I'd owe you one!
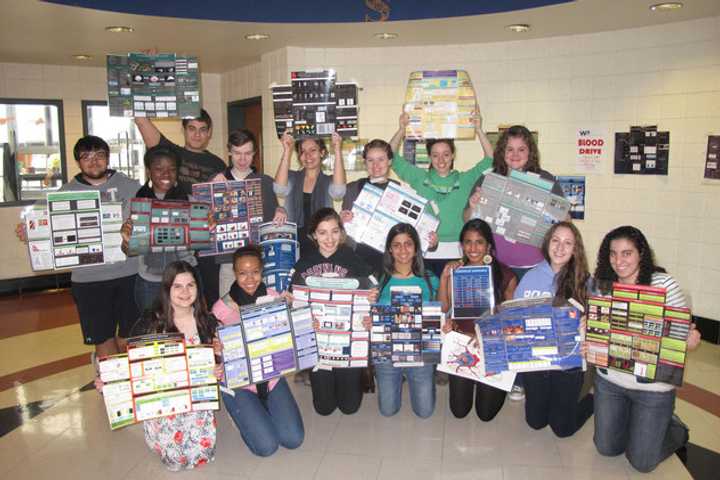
[388,108,493,277]
[211,246,304,457]
[274,131,347,253]
[437,219,517,421]
[513,222,594,438]
[373,223,439,418]
[96,261,221,471]
[289,208,376,415]
[210,129,287,296]
[592,226,701,473]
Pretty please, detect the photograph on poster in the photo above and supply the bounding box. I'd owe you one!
[557,175,586,220]
[614,125,669,175]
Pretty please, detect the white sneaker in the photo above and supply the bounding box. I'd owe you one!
[508,385,525,401]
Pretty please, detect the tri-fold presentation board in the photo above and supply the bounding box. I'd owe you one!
[106,53,201,118]
[98,333,219,430]
[614,125,670,175]
[217,300,318,389]
[471,170,571,248]
[292,285,371,369]
[344,182,439,254]
[586,284,691,386]
[259,222,299,293]
[191,179,264,256]
[127,198,211,255]
[271,70,359,138]
[404,70,477,140]
[370,287,443,367]
[475,297,584,374]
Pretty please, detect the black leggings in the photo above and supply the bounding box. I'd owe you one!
[448,375,506,421]
[309,368,364,416]
[524,368,594,438]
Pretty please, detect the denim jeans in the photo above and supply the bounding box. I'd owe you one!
[593,373,687,473]
[134,276,161,313]
[221,377,304,457]
[374,363,436,418]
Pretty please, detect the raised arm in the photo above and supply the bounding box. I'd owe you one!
[134,118,162,148]
[274,130,295,194]
[474,104,493,159]
[330,132,347,190]
[388,111,409,156]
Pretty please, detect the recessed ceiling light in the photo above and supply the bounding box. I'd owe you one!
[105,25,134,33]
[374,32,398,40]
[245,33,270,40]
[72,54,92,61]
[650,2,683,11]
[506,24,531,33]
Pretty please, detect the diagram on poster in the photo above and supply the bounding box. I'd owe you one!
[293,285,371,369]
[586,283,691,386]
[127,198,211,255]
[404,70,477,140]
[576,129,606,173]
[704,135,720,180]
[471,170,570,248]
[258,222,298,293]
[106,53,200,118]
[475,297,583,374]
[614,125,669,175]
[98,333,219,430]
[272,75,359,139]
[217,300,317,388]
[451,266,495,320]
[47,191,105,269]
[192,179,264,256]
[344,182,439,254]
[557,176,586,220]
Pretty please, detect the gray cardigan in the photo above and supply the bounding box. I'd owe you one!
[274,169,345,228]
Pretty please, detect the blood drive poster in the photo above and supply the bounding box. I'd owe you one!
[576,128,606,173]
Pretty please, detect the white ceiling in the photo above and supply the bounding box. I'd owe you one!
[1,0,718,73]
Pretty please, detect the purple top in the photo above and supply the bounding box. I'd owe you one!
[493,234,544,269]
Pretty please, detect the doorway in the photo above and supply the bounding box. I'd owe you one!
[227,97,263,174]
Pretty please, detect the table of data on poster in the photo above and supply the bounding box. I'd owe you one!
[451,265,495,319]
[98,333,219,430]
[217,300,317,389]
[475,298,583,374]
[192,179,264,256]
[586,283,691,386]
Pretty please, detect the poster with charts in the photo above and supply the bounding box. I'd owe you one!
[557,176,586,220]
[614,125,669,175]
[704,135,720,180]
[106,53,200,119]
[259,222,299,293]
[474,298,583,374]
[47,191,105,269]
[450,266,495,320]
[404,70,477,140]
[127,198,211,255]
[292,285,371,369]
[217,300,317,388]
[471,170,570,248]
[586,284,691,386]
[192,179,264,257]
[98,333,219,430]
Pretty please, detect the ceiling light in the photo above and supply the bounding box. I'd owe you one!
[506,24,531,33]
[105,26,134,33]
[245,33,270,40]
[374,32,398,40]
[72,54,92,61]
[650,2,683,11]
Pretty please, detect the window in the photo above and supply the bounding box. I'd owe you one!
[0,99,67,204]
[82,101,146,184]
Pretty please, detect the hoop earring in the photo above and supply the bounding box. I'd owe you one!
[483,254,493,265]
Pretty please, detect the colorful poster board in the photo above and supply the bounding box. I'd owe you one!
[106,53,201,119]
[586,284,691,386]
[370,287,444,367]
[23,202,53,271]
[471,170,571,248]
[127,198,211,255]
[475,298,583,374]
[217,300,317,389]
[98,333,219,430]
[292,285,371,369]
[259,222,299,293]
[614,125,669,175]
[704,135,720,180]
[192,179,264,256]
[450,266,495,320]
[557,175,586,220]
[404,70,477,140]
[47,190,105,269]
[344,182,439,254]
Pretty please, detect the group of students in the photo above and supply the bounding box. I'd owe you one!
[21,106,702,474]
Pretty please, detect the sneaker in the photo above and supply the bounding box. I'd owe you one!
[508,385,525,401]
